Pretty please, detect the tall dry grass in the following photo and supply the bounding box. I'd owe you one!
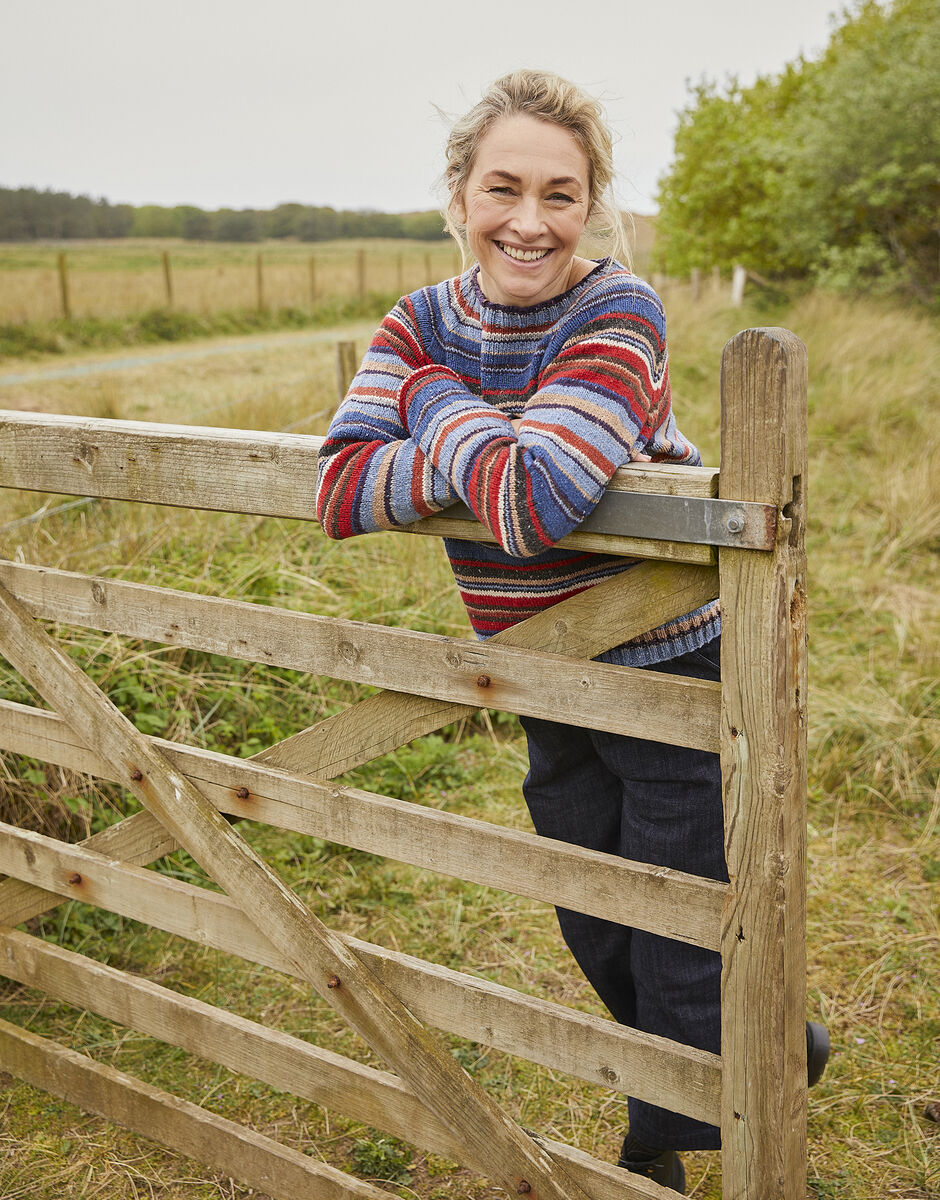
[0,239,464,323]
[0,222,655,326]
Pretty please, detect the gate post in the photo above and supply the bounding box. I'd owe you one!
[718,328,809,1198]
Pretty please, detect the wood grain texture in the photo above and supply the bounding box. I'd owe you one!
[0,410,717,560]
[718,328,809,1200]
[0,1016,390,1200]
[254,560,720,778]
[0,580,592,1200]
[0,928,677,1200]
[0,559,719,750]
[0,818,721,1123]
[0,699,725,948]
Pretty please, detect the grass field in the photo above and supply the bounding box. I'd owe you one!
[0,222,656,330]
[0,283,937,1199]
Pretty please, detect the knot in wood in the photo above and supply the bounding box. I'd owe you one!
[338,640,360,664]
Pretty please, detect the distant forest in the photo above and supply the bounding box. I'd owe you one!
[0,188,447,242]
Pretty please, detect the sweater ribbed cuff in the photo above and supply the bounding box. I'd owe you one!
[397,363,461,428]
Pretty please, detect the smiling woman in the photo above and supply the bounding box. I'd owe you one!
[314,68,725,1193]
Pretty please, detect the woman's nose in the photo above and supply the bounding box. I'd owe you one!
[507,196,545,239]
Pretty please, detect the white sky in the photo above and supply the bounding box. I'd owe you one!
[1,0,842,216]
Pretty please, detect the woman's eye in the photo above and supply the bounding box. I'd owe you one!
[488,186,513,196]
[548,193,575,204]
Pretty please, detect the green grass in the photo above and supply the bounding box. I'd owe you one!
[0,286,938,1198]
[0,295,396,360]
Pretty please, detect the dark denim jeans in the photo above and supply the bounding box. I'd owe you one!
[520,637,725,1150]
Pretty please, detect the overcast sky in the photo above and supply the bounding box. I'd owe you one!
[2,0,842,215]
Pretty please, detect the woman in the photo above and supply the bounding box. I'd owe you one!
[316,68,723,1192]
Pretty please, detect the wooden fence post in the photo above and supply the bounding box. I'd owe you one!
[309,256,317,306]
[356,248,366,302]
[712,265,722,294]
[395,253,404,297]
[731,265,747,307]
[335,341,358,406]
[424,251,432,284]
[718,328,809,1199]
[162,250,174,309]
[256,252,265,312]
[57,252,71,320]
[691,268,701,302]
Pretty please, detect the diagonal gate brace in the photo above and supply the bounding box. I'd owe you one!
[0,578,592,1200]
[254,559,719,779]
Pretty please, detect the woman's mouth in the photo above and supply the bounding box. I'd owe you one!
[496,242,551,263]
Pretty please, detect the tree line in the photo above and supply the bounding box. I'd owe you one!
[656,0,938,301]
[0,189,447,243]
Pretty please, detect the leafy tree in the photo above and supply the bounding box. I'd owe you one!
[177,205,212,240]
[213,208,261,242]
[781,0,940,299]
[655,0,939,299]
[131,205,182,238]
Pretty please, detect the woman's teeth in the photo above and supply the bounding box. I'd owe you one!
[498,243,549,262]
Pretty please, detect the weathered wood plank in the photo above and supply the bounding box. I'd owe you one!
[0,1017,390,1200]
[0,699,725,949]
[0,559,720,750]
[718,328,809,1200]
[0,410,720,559]
[255,560,721,777]
[0,928,677,1200]
[0,820,721,1123]
[0,581,592,1200]
[0,806,176,928]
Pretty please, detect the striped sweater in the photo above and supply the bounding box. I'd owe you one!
[316,261,719,666]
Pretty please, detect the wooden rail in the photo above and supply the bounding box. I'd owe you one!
[0,326,809,1199]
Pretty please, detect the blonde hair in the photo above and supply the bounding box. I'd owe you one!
[443,69,631,269]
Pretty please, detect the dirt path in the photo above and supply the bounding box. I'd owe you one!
[0,323,376,395]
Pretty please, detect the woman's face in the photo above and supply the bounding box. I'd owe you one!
[453,113,591,308]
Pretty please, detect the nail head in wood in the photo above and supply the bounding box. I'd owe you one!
[235,786,250,800]
[68,873,82,885]
[327,975,341,989]
[130,769,143,781]
[476,674,491,688]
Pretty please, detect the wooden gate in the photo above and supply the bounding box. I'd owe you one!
[0,326,808,1199]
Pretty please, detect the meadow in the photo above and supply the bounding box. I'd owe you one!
[0,281,937,1199]
[0,223,656,332]
[0,239,463,326]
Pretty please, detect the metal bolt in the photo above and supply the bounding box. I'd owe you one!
[130,769,143,781]
[327,975,341,989]
[68,872,82,885]
[235,786,250,800]
[725,514,745,534]
[517,1183,531,1195]
[476,674,491,688]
